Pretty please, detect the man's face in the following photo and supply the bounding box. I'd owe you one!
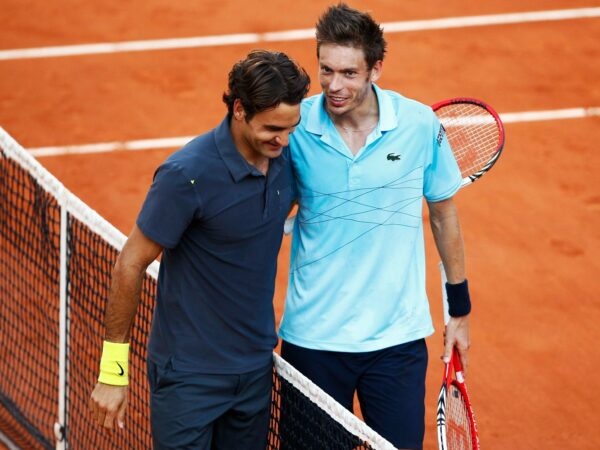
[318,43,381,117]
[235,101,301,160]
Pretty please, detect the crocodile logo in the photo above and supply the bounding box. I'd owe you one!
[387,153,401,161]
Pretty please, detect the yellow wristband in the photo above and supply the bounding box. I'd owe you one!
[98,341,129,386]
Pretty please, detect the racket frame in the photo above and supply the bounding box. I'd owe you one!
[437,348,480,450]
[432,97,505,187]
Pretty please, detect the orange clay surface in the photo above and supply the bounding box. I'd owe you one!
[1,1,600,448]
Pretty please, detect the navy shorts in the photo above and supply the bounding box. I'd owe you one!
[281,339,428,450]
[147,359,272,450]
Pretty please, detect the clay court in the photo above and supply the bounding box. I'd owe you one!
[1,0,600,448]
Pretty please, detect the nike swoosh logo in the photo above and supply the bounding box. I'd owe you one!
[116,362,125,376]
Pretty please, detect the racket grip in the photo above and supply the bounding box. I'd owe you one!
[439,261,450,326]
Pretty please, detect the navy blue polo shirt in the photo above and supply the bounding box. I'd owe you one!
[137,116,294,373]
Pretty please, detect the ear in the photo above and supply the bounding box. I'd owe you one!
[370,60,383,83]
[233,99,246,120]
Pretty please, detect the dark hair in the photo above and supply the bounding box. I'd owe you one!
[315,3,387,69]
[223,50,310,121]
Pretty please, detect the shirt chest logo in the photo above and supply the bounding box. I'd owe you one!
[386,153,402,161]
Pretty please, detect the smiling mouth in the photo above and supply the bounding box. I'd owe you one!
[328,95,347,107]
[266,142,282,151]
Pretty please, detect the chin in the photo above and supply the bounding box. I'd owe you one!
[327,101,350,115]
[263,147,283,158]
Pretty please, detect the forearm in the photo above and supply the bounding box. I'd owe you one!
[91,222,160,427]
[104,254,146,343]
[103,226,162,343]
[429,199,465,283]
[429,199,472,366]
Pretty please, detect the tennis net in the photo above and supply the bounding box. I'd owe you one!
[0,127,395,449]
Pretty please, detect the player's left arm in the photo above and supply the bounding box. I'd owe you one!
[427,197,471,372]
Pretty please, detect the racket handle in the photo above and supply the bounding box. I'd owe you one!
[451,347,465,381]
[439,261,450,326]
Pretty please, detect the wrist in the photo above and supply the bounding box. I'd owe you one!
[445,279,471,317]
[98,341,129,386]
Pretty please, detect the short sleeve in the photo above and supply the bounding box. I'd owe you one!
[423,114,462,202]
[136,162,200,249]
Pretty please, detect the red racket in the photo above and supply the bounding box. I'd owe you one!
[437,347,480,450]
[432,97,505,187]
[433,97,502,449]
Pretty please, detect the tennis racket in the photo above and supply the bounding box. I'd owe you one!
[437,347,480,450]
[432,97,505,187]
[435,97,504,449]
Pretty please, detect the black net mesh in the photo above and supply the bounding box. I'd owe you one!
[63,216,154,448]
[0,133,392,450]
[268,369,376,450]
[0,148,59,449]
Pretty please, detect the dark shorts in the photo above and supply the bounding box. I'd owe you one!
[147,359,272,450]
[281,339,428,450]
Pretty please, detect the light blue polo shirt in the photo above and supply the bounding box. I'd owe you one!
[279,85,462,352]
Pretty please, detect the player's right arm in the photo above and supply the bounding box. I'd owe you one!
[89,224,162,430]
[428,197,471,372]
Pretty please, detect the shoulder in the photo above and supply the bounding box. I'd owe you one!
[386,90,432,117]
[299,94,322,125]
[162,129,219,176]
[301,93,321,111]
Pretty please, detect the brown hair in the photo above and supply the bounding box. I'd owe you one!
[222,50,310,121]
[315,3,387,69]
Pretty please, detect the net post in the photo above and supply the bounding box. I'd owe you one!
[54,202,68,449]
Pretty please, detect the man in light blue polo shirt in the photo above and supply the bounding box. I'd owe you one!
[279,5,472,449]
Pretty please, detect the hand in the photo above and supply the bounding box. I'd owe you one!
[442,315,471,374]
[89,382,128,429]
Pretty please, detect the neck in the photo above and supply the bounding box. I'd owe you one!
[338,123,377,133]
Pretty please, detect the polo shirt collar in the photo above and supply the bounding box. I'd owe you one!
[305,83,398,136]
[214,116,283,182]
[374,84,398,132]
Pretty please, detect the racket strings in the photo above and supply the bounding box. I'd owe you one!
[446,384,473,450]
[437,103,501,179]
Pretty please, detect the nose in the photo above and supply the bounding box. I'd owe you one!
[275,133,290,147]
[328,73,343,92]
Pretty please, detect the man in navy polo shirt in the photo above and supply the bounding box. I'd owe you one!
[89,50,310,449]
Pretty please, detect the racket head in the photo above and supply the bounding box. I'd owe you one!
[432,97,505,187]
[437,349,480,450]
